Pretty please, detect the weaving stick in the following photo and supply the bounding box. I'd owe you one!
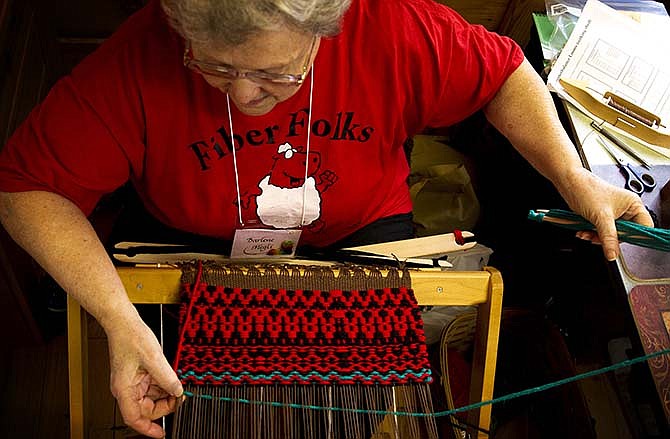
[111,231,475,265]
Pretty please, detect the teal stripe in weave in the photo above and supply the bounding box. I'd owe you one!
[178,368,432,382]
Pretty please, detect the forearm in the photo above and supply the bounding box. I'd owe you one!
[483,58,586,193]
[0,190,140,333]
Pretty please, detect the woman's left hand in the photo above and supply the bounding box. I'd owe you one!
[556,167,654,261]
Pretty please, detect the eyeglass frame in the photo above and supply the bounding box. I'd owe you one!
[183,36,317,86]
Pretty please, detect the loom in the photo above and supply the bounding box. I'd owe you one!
[172,262,439,438]
[67,258,503,439]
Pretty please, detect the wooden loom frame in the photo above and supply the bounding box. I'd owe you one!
[67,265,503,439]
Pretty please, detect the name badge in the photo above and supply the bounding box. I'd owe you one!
[230,228,302,259]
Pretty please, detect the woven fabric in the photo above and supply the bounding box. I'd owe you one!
[176,283,433,386]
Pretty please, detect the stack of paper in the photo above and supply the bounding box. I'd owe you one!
[547,0,670,155]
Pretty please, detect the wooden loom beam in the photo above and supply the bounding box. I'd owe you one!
[68,265,503,439]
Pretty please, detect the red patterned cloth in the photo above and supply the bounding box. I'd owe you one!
[175,283,433,386]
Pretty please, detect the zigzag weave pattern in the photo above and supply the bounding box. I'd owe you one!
[175,283,433,386]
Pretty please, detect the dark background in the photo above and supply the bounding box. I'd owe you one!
[1,0,669,437]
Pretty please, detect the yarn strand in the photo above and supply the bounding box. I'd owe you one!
[181,347,670,418]
[528,209,670,252]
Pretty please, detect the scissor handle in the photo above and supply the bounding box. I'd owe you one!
[622,165,656,194]
[596,136,657,193]
[629,166,656,192]
[620,166,643,194]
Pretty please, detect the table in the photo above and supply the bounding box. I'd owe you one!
[562,102,670,419]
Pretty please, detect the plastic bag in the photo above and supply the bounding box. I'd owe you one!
[546,0,668,17]
[543,0,668,65]
[409,136,480,237]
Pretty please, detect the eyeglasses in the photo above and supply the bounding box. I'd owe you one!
[183,37,317,87]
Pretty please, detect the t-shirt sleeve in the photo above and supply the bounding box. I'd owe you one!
[0,74,133,215]
[0,3,162,217]
[402,0,526,128]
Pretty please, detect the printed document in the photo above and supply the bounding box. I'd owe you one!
[547,0,670,124]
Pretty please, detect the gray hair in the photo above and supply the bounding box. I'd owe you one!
[161,0,352,46]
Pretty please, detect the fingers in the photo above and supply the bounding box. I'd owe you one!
[575,230,598,243]
[108,327,184,438]
[582,198,654,261]
[139,393,180,420]
[146,383,170,400]
[573,213,618,260]
[118,374,182,437]
[591,214,620,261]
[116,386,168,438]
[144,352,184,398]
[563,172,655,261]
[623,204,655,228]
[116,381,182,437]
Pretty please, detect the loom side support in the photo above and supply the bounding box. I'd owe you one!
[468,267,504,439]
[67,296,88,439]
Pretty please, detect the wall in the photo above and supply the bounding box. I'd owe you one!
[0,0,57,349]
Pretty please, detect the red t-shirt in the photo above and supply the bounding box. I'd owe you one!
[0,0,523,246]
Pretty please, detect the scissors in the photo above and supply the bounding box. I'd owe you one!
[596,136,656,195]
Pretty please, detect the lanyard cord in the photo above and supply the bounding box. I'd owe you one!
[301,65,314,227]
[226,94,245,227]
[227,67,315,229]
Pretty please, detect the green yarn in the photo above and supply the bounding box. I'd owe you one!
[528,209,670,252]
[182,347,670,418]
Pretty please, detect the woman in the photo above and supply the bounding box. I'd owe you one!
[0,0,651,436]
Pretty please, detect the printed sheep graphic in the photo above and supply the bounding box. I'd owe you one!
[241,143,337,231]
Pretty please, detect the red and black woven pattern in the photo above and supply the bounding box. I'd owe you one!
[175,283,433,386]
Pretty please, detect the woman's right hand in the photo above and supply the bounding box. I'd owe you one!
[0,191,184,437]
[107,317,184,438]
